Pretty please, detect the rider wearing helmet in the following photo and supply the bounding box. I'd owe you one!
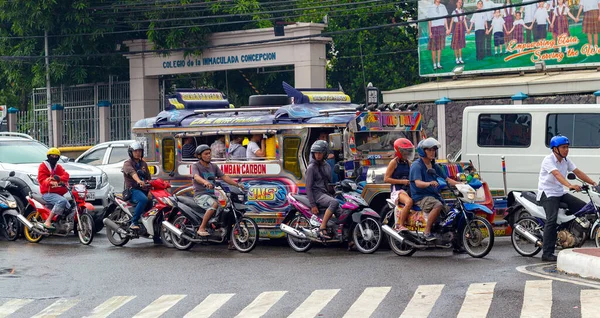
[122,141,152,230]
[38,148,70,230]
[192,144,243,237]
[409,137,459,241]
[537,135,596,262]
[384,138,415,232]
[306,140,339,239]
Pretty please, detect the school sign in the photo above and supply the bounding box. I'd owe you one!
[418,0,600,77]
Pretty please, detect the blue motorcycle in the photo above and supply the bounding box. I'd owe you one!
[381,169,495,258]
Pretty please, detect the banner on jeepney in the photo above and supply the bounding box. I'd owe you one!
[418,0,597,77]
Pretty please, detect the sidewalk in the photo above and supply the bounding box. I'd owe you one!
[557,248,600,280]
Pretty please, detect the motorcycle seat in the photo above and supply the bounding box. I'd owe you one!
[521,192,568,209]
[178,196,201,210]
[31,193,48,206]
[291,194,327,213]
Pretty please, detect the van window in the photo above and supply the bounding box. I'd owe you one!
[546,113,600,148]
[283,137,302,179]
[477,113,531,147]
[162,138,175,172]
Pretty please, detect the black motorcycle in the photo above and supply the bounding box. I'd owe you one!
[162,178,259,253]
[0,172,23,241]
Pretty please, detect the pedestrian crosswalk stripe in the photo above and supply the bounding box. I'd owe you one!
[132,295,186,318]
[580,289,600,318]
[521,280,552,318]
[0,299,33,318]
[184,293,235,318]
[400,284,444,318]
[31,298,80,318]
[342,286,391,318]
[83,296,136,318]
[234,291,287,318]
[287,289,340,318]
[457,282,496,318]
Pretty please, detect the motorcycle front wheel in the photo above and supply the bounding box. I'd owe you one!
[1,213,19,241]
[231,217,259,253]
[76,210,95,245]
[462,216,494,258]
[353,217,382,254]
[594,224,600,248]
[286,215,312,252]
[511,216,542,257]
[106,208,130,247]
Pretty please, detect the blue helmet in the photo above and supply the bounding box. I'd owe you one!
[550,135,569,148]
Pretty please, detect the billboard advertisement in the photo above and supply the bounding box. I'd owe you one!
[418,0,600,77]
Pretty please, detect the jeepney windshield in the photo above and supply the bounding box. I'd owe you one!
[354,131,419,152]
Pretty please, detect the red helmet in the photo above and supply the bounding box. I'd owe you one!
[394,138,415,160]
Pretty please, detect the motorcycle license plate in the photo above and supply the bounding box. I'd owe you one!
[85,192,95,201]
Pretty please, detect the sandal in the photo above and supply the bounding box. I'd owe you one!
[347,241,355,251]
[197,229,210,237]
[43,223,55,230]
[228,241,236,250]
[318,229,331,240]
[396,225,409,232]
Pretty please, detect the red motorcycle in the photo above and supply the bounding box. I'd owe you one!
[102,178,176,247]
[21,182,95,245]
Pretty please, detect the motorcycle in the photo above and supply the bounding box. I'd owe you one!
[506,173,600,256]
[381,169,495,258]
[0,172,22,241]
[103,178,176,247]
[279,180,383,254]
[20,180,95,245]
[162,177,259,253]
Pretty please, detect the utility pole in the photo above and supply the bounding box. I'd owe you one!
[45,30,54,147]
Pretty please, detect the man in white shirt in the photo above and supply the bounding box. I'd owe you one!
[521,2,538,43]
[482,0,496,56]
[469,0,488,60]
[536,135,596,262]
[246,134,266,159]
[427,0,449,70]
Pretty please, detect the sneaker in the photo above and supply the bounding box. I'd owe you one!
[438,64,443,69]
[459,58,464,64]
[433,65,438,70]
[424,233,436,242]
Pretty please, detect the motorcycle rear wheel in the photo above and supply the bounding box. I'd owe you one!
[388,233,416,256]
[231,217,259,253]
[1,213,19,241]
[286,215,312,252]
[594,225,600,248]
[353,217,382,254]
[171,215,194,251]
[23,212,43,243]
[511,216,542,257]
[77,210,95,245]
[462,216,494,258]
[106,208,130,247]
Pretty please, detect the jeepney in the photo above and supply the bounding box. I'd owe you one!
[131,84,504,238]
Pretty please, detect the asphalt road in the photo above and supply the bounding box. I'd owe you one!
[1,233,598,318]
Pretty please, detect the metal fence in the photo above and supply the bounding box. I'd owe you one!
[26,81,131,146]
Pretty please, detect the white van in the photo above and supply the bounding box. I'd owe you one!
[461,104,600,195]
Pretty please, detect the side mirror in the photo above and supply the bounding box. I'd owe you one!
[8,171,15,177]
[329,133,343,151]
[334,162,343,175]
[426,168,437,176]
[567,173,576,180]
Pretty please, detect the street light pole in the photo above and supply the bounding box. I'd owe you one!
[45,30,54,147]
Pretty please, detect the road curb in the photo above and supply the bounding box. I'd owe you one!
[557,248,600,280]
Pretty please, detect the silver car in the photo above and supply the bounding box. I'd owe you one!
[75,140,134,193]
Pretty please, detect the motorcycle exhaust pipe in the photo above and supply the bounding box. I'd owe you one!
[161,221,183,238]
[381,224,417,247]
[513,224,542,247]
[279,223,308,239]
[4,210,33,229]
[103,218,128,235]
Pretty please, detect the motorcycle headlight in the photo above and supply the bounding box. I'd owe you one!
[467,191,476,201]
[28,174,39,186]
[7,200,17,208]
[100,172,109,188]
[160,197,174,206]
[237,194,245,202]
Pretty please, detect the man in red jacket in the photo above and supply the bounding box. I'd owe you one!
[37,148,70,230]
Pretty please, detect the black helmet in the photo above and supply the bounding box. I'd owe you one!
[128,141,144,159]
[340,179,357,192]
[310,140,329,154]
[195,144,211,156]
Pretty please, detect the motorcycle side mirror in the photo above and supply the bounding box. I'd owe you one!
[334,163,343,175]
[567,173,576,180]
[426,168,437,176]
[8,171,15,177]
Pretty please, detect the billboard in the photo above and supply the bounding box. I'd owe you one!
[418,0,600,77]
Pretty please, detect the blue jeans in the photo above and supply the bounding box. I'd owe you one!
[130,189,149,225]
[42,193,71,215]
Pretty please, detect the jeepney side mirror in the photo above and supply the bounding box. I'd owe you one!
[329,133,343,151]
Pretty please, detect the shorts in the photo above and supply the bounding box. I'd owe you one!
[315,192,341,216]
[194,194,218,211]
[494,32,504,46]
[390,190,408,204]
[415,196,447,214]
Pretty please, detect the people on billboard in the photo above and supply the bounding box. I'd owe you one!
[468,0,489,61]
[552,0,579,51]
[482,0,497,56]
[488,10,509,55]
[507,11,527,47]
[531,1,552,41]
[576,0,600,48]
[503,0,515,44]
[427,0,449,70]
[448,0,468,64]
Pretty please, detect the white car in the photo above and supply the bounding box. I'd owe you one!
[75,140,135,193]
